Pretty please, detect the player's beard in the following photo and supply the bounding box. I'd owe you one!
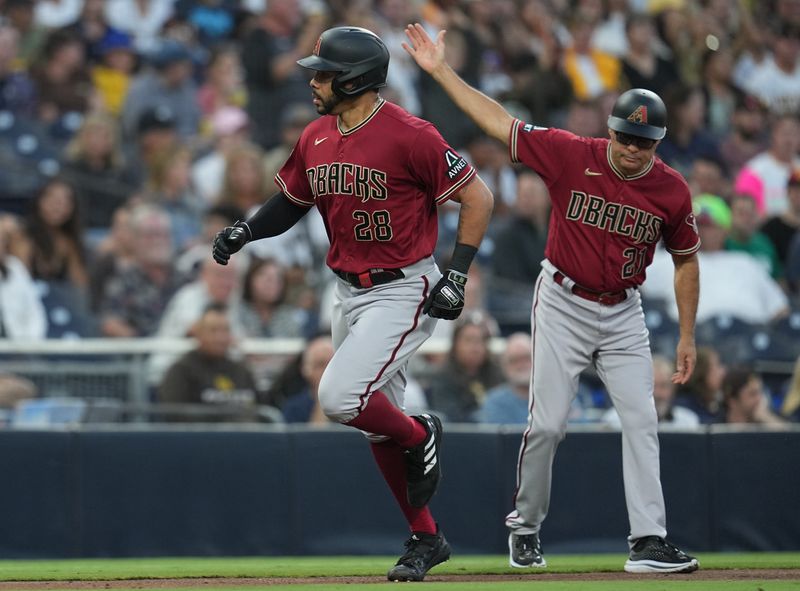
[315,92,343,115]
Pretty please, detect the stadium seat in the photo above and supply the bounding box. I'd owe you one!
[695,314,762,364]
[642,297,680,355]
[37,281,98,339]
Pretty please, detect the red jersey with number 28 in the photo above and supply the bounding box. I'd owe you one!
[275,99,476,273]
[509,121,700,292]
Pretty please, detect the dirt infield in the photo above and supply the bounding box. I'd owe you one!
[1,569,798,588]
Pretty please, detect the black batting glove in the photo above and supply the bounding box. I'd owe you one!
[424,269,468,320]
[212,221,251,265]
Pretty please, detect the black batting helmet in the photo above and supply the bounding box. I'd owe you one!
[607,88,667,140]
[297,26,389,98]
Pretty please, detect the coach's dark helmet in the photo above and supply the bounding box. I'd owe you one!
[607,88,667,140]
[297,26,389,98]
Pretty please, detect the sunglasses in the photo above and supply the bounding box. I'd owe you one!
[614,131,657,150]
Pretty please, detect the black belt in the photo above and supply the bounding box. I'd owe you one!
[553,272,628,306]
[333,268,405,288]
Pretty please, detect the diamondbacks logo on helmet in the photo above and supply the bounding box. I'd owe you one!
[313,36,322,56]
[627,105,648,124]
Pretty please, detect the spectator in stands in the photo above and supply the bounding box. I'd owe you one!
[197,44,246,120]
[216,142,269,215]
[262,103,317,187]
[563,99,605,139]
[0,215,46,339]
[88,203,136,312]
[720,365,787,426]
[29,29,94,124]
[90,30,137,117]
[562,12,620,101]
[121,39,200,140]
[686,156,729,202]
[61,112,137,236]
[739,22,800,117]
[780,356,800,421]
[477,332,532,425]
[620,13,680,99]
[734,115,800,217]
[281,333,335,424]
[99,203,186,337]
[155,253,243,342]
[786,232,800,296]
[374,0,422,114]
[175,0,238,48]
[0,24,36,117]
[425,311,504,423]
[241,0,325,149]
[701,46,737,138]
[719,93,769,176]
[603,354,700,429]
[157,303,262,423]
[674,346,726,424]
[233,257,308,339]
[191,106,251,207]
[64,0,125,65]
[642,194,789,324]
[761,168,800,270]
[725,193,782,280]
[104,0,174,54]
[464,134,517,213]
[2,0,48,68]
[657,84,722,178]
[9,177,87,288]
[126,105,179,188]
[488,171,549,335]
[141,144,204,253]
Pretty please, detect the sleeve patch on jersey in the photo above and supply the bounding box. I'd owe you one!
[445,149,468,179]
[522,123,548,133]
[685,212,699,235]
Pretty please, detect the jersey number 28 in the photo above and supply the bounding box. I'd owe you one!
[353,210,393,241]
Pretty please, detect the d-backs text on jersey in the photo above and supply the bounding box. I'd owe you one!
[306,163,388,203]
[566,190,663,245]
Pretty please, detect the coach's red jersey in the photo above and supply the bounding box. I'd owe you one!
[509,121,700,292]
[276,99,476,273]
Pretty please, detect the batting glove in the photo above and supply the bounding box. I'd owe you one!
[424,269,467,320]
[212,221,251,265]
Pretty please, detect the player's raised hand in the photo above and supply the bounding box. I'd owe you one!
[424,269,467,320]
[402,23,447,75]
[672,337,696,384]
[212,221,251,265]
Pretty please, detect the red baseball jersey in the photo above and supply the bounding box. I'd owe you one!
[509,121,700,292]
[275,99,476,273]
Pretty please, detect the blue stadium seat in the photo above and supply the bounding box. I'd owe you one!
[642,297,680,355]
[695,314,762,364]
[37,281,98,339]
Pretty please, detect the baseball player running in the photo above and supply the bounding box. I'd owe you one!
[213,26,493,582]
[404,24,700,573]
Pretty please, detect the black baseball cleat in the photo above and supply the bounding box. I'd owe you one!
[387,528,451,582]
[624,536,699,573]
[508,532,546,568]
[405,413,443,508]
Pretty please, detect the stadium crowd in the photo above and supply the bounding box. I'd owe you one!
[0,0,798,426]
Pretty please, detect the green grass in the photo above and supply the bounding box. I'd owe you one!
[0,554,798,590]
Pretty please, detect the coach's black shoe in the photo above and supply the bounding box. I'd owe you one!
[405,413,443,508]
[508,532,546,568]
[624,536,699,573]
[387,527,451,582]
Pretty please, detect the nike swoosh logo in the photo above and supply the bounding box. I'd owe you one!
[314,137,328,146]
[584,168,603,176]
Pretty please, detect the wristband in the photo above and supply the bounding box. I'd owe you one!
[448,242,478,274]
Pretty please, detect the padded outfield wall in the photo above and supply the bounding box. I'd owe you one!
[0,426,797,558]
